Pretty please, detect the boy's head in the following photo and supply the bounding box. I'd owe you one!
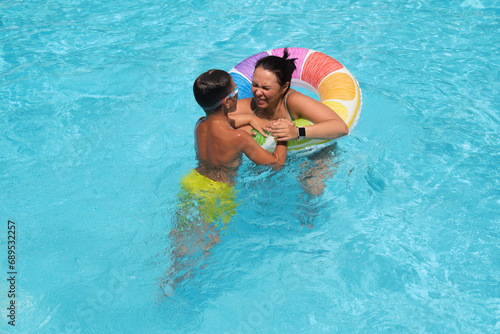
[193,69,237,112]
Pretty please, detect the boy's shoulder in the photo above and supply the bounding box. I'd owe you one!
[196,116,207,125]
[197,115,247,136]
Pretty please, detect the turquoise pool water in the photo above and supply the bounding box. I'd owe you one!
[1,0,499,333]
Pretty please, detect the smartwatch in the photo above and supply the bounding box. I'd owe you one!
[297,126,306,140]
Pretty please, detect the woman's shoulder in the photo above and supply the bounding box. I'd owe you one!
[234,97,254,114]
[286,89,312,104]
[288,89,345,125]
[286,90,313,113]
[287,90,332,120]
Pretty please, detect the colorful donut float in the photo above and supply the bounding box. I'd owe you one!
[229,47,362,151]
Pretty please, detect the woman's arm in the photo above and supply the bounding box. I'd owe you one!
[269,92,349,141]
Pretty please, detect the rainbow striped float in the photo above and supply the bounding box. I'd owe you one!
[229,47,362,151]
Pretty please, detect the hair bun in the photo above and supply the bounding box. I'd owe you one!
[282,48,297,73]
[282,47,290,60]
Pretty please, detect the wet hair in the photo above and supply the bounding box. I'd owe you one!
[255,47,297,96]
[193,69,232,112]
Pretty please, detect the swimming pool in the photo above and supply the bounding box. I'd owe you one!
[1,0,499,332]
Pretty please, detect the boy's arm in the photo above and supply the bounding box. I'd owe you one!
[237,131,287,169]
[229,113,270,137]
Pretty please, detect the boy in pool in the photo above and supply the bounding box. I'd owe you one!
[163,70,288,296]
[173,69,287,252]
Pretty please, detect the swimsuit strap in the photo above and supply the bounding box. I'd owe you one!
[284,91,294,121]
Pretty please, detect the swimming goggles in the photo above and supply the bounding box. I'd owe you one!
[203,87,239,111]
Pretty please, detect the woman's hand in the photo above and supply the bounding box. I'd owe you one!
[268,118,298,141]
[249,117,271,137]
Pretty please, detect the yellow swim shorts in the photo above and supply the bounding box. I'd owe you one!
[176,169,238,229]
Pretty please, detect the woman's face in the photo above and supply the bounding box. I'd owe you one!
[251,66,288,109]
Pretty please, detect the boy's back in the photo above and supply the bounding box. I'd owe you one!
[196,116,243,168]
[195,115,243,184]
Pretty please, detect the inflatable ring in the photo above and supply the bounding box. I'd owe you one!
[229,47,362,151]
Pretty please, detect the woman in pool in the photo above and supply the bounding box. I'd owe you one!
[229,48,349,200]
[228,48,349,142]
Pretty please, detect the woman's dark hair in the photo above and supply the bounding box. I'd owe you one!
[193,69,232,111]
[255,47,297,96]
